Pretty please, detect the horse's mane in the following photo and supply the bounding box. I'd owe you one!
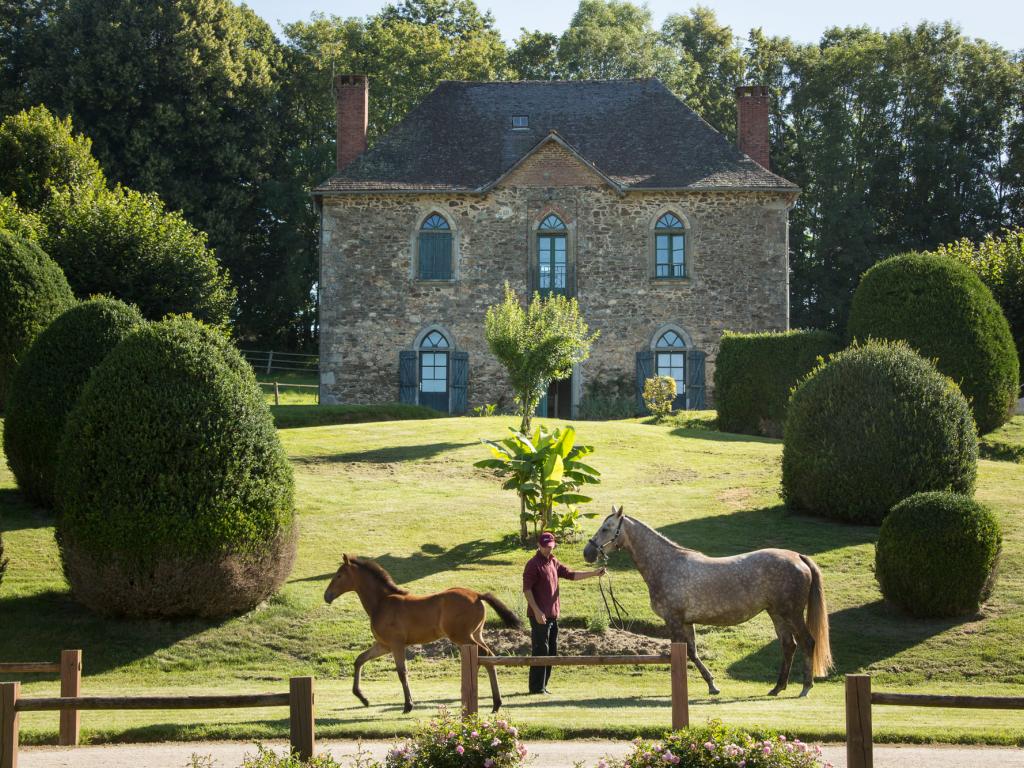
[349,556,409,595]
[625,515,699,554]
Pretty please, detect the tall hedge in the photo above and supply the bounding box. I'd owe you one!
[4,297,144,507]
[782,341,977,524]
[0,231,76,410]
[848,252,1019,434]
[55,316,295,617]
[714,330,842,437]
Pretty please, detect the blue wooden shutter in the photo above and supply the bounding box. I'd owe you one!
[686,350,706,410]
[418,233,452,279]
[635,350,654,415]
[399,351,417,404]
[450,351,469,414]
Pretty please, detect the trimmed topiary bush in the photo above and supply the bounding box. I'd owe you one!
[0,231,76,410]
[55,316,295,617]
[876,491,1001,617]
[714,329,842,437]
[782,340,977,524]
[4,297,145,508]
[848,251,1019,434]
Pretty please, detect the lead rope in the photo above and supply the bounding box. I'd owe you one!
[597,549,631,630]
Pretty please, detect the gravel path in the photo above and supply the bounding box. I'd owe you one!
[17,740,1024,768]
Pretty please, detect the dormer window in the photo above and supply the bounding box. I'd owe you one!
[511,115,529,129]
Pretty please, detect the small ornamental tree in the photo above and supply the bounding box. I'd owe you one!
[4,297,145,507]
[0,231,76,410]
[483,283,598,434]
[643,375,676,418]
[0,194,43,242]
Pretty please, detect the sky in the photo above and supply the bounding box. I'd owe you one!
[243,0,1023,50]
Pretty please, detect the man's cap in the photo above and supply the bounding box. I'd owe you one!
[538,532,556,547]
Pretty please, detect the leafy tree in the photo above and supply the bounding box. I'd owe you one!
[508,30,560,80]
[660,6,745,136]
[484,283,598,435]
[0,194,42,241]
[40,185,235,327]
[476,424,600,541]
[0,105,105,210]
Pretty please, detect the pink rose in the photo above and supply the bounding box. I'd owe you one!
[456,745,465,755]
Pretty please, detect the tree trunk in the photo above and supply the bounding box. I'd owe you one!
[519,494,528,543]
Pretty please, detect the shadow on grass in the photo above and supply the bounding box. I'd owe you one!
[294,535,522,587]
[668,426,781,445]
[291,442,473,465]
[655,505,877,558]
[725,600,963,684]
[0,590,223,677]
[0,488,54,530]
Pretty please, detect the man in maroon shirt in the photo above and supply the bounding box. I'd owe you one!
[522,531,605,694]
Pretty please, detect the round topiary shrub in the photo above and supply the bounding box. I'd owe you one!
[876,491,1001,617]
[4,297,145,508]
[782,340,978,524]
[848,251,1019,434]
[54,316,295,618]
[0,230,76,410]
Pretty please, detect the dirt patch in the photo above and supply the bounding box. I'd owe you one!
[412,627,670,660]
[716,487,754,507]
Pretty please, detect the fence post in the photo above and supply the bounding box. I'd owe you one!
[1,682,19,768]
[274,382,280,406]
[670,642,689,730]
[58,650,81,746]
[460,644,479,716]
[845,674,873,768]
[265,351,274,374]
[289,676,315,761]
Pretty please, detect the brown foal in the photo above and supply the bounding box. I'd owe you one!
[324,554,522,713]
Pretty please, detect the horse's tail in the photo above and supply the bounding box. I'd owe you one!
[799,554,833,677]
[480,592,523,630]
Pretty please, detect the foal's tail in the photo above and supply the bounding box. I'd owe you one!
[799,554,833,677]
[480,593,523,630]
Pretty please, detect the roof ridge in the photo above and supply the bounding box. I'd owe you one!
[437,78,660,85]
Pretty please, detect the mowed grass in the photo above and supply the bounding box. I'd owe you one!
[1,416,1024,745]
[256,371,319,405]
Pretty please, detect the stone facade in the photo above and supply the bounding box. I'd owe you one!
[319,142,795,413]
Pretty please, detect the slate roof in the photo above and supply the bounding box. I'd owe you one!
[314,79,798,195]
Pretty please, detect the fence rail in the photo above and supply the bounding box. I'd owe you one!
[0,676,314,768]
[240,349,318,375]
[0,651,80,749]
[460,643,689,729]
[845,674,1024,768]
[258,381,320,405]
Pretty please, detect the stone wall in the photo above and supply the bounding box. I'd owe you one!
[319,144,794,412]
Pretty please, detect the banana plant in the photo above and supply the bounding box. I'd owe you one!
[475,424,601,541]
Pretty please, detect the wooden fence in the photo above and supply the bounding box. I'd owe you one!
[241,350,318,376]
[845,674,1024,768]
[259,381,320,405]
[0,651,81,748]
[460,643,690,729]
[0,676,314,768]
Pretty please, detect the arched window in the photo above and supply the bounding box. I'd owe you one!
[655,330,686,409]
[654,212,686,278]
[417,213,452,280]
[537,214,567,296]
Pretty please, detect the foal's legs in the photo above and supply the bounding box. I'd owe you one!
[352,641,390,706]
[471,626,503,712]
[767,612,797,697]
[390,643,415,713]
[679,622,719,696]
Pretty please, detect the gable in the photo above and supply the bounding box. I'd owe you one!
[491,139,617,191]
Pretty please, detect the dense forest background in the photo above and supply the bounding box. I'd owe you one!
[2,0,1021,348]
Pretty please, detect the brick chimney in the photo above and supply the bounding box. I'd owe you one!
[335,74,368,171]
[735,85,770,170]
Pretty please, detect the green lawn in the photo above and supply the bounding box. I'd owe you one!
[256,371,319,405]
[2,416,1023,746]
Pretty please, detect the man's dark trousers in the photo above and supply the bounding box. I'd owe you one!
[529,615,558,693]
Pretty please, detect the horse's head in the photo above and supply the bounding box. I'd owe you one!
[324,554,357,604]
[584,506,625,563]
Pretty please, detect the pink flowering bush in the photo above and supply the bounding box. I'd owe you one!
[607,721,832,768]
[383,708,528,768]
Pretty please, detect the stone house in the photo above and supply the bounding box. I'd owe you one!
[314,77,799,416]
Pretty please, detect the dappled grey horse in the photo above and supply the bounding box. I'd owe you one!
[584,507,832,696]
